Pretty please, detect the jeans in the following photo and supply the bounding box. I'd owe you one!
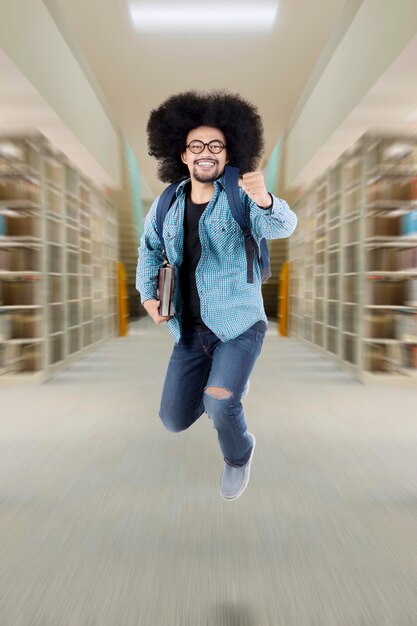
[159,324,266,467]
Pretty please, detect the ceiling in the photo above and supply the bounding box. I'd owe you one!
[44,0,351,198]
[0,47,115,188]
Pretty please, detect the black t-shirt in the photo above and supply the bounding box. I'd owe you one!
[179,185,267,335]
[179,188,210,331]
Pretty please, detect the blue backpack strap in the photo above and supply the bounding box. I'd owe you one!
[224,164,260,284]
[156,181,181,258]
[259,238,272,281]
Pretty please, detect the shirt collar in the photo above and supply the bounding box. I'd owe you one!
[174,173,226,198]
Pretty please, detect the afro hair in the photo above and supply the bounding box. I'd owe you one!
[146,90,265,183]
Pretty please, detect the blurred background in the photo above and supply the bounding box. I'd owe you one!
[0,1,417,625]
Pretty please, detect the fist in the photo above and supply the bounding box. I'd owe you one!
[238,171,271,208]
[143,298,172,324]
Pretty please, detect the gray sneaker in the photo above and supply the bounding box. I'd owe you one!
[220,433,256,501]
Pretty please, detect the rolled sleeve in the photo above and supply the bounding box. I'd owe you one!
[243,190,298,240]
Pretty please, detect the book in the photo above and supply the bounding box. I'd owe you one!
[157,263,175,318]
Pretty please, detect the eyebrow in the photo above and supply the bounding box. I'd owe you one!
[189,138,224,142]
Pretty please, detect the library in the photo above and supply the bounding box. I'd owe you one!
[0,1,417,624]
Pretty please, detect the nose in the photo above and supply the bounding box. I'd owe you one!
[197,148,216,159]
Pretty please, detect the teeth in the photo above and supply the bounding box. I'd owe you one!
[197,161,215,166]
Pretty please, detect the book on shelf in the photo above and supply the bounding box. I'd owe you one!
[406,279,417,305]
[395,311,417,342]
[397,246,417,270]
[401,210,417,236]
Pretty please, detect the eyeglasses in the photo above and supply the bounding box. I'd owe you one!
[185,140,227,154]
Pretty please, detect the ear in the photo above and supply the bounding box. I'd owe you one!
[181,151,187,165]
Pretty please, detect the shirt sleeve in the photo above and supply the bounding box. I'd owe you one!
[135,196,165,304]
[241,188,298,241]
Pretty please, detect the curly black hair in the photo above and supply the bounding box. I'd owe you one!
[146,90,265,183]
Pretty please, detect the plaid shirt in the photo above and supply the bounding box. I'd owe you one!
[136,173,297,343]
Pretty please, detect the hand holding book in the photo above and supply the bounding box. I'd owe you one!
[142,261,175,324]
[143,298,172,324]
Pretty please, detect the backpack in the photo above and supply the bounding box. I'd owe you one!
[155,164,271,284]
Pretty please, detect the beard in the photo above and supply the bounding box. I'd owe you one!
[192,162,221,183]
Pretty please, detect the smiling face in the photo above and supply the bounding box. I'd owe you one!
[181,126,229,184]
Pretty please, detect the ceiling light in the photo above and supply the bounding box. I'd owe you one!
[129,2,279,33]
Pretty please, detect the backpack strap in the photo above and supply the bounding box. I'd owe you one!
[259,238,272,281]
[156,181,181,259]
[224,164,259,283]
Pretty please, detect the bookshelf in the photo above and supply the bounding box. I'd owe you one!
[289,131,417,383]
[0,132,118,383]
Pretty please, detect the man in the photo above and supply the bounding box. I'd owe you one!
[136,90,297,501]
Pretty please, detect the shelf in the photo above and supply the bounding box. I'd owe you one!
[0,200,41,210]
[328,191,341,202]
[344,213,360,223]
[364,305,416,310]
[65,191,79,202]
[363,338,417,344]
[0,305,42,310]
[345,182,361,193]
[1,338,44,344]
[0,271,41,277]
[364,236,417,248]
[0,171,39,182]
[45,212,63,223]
[367,164,417,180]
[366,270,417,277]
[366,200,417,211]
[399,368,417,378]
[0,237,42,247]
[288,131,417,383]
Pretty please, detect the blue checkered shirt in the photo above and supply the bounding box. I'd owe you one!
[136,173,297,343]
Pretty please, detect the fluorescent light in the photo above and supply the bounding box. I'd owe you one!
[129,2,279,33]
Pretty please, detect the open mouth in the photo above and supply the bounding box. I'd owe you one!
[195,160,217,170]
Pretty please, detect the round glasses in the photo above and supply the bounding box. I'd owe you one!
[185,140,227,154]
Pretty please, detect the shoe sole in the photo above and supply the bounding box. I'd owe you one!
[220,433,256,501]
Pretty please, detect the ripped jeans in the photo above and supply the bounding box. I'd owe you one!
[159,324,266,467]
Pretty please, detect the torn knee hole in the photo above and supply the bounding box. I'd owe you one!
[205,386,232,400]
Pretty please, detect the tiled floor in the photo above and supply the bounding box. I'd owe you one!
[0,317,416,625]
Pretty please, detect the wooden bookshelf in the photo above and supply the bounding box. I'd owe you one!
[0,133,118,383]
[289,131,417,383]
